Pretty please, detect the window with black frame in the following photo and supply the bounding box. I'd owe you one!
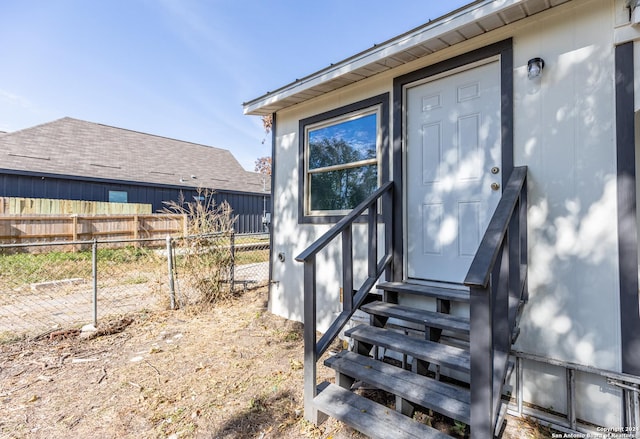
[306,110,379,213]
[298,93,388,223]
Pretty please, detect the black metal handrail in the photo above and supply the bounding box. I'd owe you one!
[464,166,528,437]
[295,180,394,423]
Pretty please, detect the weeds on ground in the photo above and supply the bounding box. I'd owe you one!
[507,416,557,438]
[163,189,237,305]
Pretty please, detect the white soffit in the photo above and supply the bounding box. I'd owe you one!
[243,0,574,116]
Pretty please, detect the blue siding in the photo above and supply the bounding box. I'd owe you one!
[0,173,269,234]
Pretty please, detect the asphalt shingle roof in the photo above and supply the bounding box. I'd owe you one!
[0,117,269,194]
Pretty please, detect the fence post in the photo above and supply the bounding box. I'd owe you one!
[72,215,79,252]
[92,239,98,326]
[230,229,235,294]
[71,214,78,241]
[166,235,176,310]
[133,215,140,246]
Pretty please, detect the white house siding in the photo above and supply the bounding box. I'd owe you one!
[270,78,390,331]
[269,0,623,428]
[512,0,622,427]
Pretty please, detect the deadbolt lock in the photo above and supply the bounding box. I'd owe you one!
[491,182,500,191]
[491,167,500,174]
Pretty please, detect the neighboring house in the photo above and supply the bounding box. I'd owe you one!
[0,117,270,233]
[244,0,640,436]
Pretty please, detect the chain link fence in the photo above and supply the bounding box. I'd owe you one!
[0,232,269,340]
[170,232,270,308]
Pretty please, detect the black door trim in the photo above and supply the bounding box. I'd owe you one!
[391,39,514,282]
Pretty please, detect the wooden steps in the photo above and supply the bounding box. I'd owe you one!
[314,281,512,438]
[377,281,470,303]
[345,324,470,373]
[361,301,470,334]
[324,350,470,424]
[313,382,453,439]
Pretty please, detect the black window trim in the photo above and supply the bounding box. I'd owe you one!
[298,93,389,224]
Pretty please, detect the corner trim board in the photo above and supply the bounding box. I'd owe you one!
[615,41,640,376]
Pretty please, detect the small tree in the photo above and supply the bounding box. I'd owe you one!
[254,156,272,176]
[260,114,273,145]
[163,189,237,305]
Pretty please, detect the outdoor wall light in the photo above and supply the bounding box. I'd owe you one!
[527,57,545,79]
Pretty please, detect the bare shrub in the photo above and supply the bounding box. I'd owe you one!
[163,190,237,305]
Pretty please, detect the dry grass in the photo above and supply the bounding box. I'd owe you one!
[0,287,552,438]
[0,287,356,439]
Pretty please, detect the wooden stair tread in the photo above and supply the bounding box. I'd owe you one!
[325,351,470,424]
[362,301,470,333]
[345,324,470,373]
[377,281,470,303]
[314,382,453,439]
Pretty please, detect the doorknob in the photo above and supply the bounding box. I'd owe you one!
[491,182,500,191]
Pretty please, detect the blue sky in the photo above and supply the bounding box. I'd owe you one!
[309,113,377,167]
[0,1,469,171]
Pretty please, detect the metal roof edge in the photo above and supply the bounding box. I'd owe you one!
[243,0,563,116]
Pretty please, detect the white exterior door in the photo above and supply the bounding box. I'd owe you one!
[405,60,502,284]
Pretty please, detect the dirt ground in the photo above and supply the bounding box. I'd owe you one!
[0,287,551,439]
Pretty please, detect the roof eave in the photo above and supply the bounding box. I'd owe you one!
[243,0,573,116]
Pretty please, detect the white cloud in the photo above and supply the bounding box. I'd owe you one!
[0,89,32,109]
[0,89,53,132]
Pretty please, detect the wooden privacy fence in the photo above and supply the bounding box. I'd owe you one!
[0,197,152,215]
[0,214,188,245]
